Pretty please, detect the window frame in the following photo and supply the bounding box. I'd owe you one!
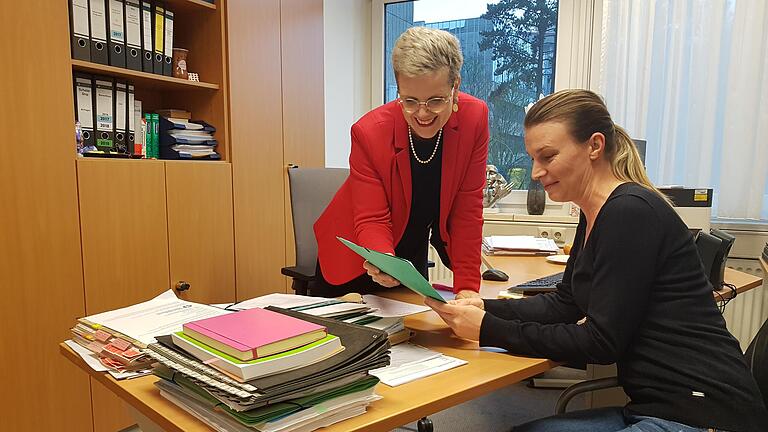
[371,0,603,207]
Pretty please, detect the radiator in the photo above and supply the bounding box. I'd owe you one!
[427,245,453,282]
[724,258,767,350]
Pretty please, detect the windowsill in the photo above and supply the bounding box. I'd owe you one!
[711,218,768,232]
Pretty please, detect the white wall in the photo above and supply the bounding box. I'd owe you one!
[323,0,373,168]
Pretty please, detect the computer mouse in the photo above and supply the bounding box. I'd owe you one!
[482,268,509,282]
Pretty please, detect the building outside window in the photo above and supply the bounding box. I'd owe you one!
[384,0,559,189]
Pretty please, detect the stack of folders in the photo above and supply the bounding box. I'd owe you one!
[482,235,559,256]
[145,307,390,432]
[69,0,176,77]
[70,318,154,377]
[228,293,429,346]
[158,116,220,160]
[73,73,144,157]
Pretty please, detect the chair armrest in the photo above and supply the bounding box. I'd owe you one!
[555,377,620,414]
[280,265,316,282]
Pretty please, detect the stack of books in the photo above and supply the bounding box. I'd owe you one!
[145,306,390,431]
[229,293,428,346]
[482,235,559,255]
[159,116,220,160]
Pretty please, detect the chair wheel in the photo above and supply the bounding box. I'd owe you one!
[417,417,434,432]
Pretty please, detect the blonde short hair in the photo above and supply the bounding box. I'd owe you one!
[392,27,463,86]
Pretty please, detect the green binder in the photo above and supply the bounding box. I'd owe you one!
[337,237,446,303]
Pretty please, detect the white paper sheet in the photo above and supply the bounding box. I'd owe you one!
[370,343,467,386]
[230,293,333,311]
[362,295,430,317]
[83,290,230,346]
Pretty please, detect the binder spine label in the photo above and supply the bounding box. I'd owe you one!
[128,88,135,132]
[116,86,127,131]
[73,0,90,37]
[75,80,94,129]
[90,0,108,41]
[141,5,152,51]
[109,0,125,42]
[164,12,174,57]
[125,2,141,47]
[95,81,113,131]
[154,7,164,53]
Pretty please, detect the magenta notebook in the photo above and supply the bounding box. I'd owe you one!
[182,307,326,359]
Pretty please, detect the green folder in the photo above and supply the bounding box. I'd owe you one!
[337,237,446,303]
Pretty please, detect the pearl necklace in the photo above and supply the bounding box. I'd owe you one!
[408,127,442,164]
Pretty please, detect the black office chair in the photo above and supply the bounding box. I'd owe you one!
[281,166,349,296]
[554,317,768,414]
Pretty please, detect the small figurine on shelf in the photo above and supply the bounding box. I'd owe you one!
[187,72,199,82]
[172,48,188,79]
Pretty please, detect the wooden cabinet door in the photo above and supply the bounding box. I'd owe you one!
[166,161,236,305]
[77,158,171,432]
[229,0,288,301]
[0,2,93,430]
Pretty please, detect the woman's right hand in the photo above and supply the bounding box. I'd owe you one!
[447,297,485,310]
[363,261,401,288]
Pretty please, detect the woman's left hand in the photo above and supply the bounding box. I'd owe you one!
[454,290,480,300]
[424,297,485,341]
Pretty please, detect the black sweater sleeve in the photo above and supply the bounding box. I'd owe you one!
[479,196,663,364]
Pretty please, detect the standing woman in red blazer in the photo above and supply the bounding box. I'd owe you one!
[313,27,490,300]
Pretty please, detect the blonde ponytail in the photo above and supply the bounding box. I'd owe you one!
[525,89,671,205]
[612,125,671,204]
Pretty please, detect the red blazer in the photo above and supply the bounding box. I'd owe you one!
[314,92,489,293]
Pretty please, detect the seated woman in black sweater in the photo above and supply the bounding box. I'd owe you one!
[425,89,768,432]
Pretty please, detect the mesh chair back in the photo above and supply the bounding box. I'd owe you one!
[287,167,349,272]
[745,318,768,409]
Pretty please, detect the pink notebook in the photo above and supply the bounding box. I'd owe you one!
[182,308,327,361]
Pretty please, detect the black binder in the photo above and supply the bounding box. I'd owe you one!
[69,0,91,61]
[73,73,95,148]
[127,84,136,155]
[89,0,109,64]
[124,0,142,71]
[114,80,128,153]
[140,1,153,72]
[153,2,165,75]
[163,9,174,77]
[107,0,126,68]
[93,76,115,152]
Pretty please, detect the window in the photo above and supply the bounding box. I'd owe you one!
[383,0,559,190]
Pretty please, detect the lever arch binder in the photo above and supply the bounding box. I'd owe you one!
[69,0,91,61]
[107,0,126,68]
[89,0,109,64]
[124,0,142,70]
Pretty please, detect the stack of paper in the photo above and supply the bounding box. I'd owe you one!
[159,116,220,160]
[229,293,429,346]
[67,290,228,378]
[370,343,467,387]
[483,235,559,255]
[146,306,390,432]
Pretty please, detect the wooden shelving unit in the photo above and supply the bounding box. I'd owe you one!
[72,59,219,90]
[71,0,229,161]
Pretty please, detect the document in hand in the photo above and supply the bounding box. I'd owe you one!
[337,237,446,303]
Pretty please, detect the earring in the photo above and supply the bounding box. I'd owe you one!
[452,102,459,112]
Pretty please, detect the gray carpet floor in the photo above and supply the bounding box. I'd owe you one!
[393,367,588,432]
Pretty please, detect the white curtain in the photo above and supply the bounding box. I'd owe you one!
[599,0,768,221]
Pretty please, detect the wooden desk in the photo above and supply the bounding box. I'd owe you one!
[484,255,764,301]
[61,256,762,431]
[60,265,558,432]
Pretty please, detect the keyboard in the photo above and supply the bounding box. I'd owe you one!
[508,272,564,294]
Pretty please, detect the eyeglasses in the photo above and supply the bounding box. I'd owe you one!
[398,88,454,114]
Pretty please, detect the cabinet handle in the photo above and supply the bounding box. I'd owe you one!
[175,281,191,292]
